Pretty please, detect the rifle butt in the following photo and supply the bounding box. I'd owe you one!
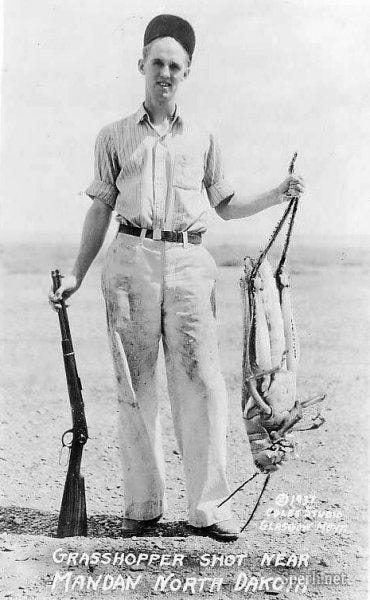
[57,471,87,537]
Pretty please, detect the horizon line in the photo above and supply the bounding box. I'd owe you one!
[1,231,369,248]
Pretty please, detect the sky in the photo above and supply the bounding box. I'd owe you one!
[1,0,369,246]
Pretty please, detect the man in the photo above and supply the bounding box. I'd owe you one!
[49,14,304,541]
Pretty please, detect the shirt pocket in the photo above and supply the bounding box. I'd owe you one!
[172,153,203,191]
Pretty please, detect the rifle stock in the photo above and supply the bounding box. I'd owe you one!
[51,269,88,537]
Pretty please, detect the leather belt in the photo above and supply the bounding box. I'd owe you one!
[118,224,203,245]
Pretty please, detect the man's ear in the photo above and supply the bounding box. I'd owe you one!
[138,58,145,75]
[183,65,191,79]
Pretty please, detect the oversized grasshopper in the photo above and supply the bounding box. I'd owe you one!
[240,154,325,473]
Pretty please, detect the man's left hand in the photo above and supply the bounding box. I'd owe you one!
[276,174,305,204]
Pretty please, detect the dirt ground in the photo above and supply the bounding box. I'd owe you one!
[0,242,369,599]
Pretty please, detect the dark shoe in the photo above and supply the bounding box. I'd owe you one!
[192,518,240,541]
[122,515,162,535]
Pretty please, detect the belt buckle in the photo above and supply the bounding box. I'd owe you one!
[153,228,162,240]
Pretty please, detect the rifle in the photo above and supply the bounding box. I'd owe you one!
[51,269,88,537]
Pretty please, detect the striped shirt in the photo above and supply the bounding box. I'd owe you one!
[85,104,234,233]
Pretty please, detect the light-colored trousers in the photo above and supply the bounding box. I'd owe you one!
[101,232,232,527]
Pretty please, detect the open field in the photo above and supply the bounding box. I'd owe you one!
[0,241,369,599]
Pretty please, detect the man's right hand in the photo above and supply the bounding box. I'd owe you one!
[48,274,80,311]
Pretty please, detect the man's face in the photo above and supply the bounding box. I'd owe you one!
[138,37,190,103]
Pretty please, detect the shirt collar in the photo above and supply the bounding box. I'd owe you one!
[135,102,183,125]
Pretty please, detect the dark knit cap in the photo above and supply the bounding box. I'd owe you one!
[144,14,195,59]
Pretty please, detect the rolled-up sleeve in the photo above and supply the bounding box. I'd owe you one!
[85,126,120,209]
[203,134,234,207]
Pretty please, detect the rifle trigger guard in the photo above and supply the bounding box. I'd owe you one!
[61,428,74,448]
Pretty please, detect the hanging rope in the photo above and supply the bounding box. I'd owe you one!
[251,201,295,277]
[251,152,299,278]
[276,152,299,273]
